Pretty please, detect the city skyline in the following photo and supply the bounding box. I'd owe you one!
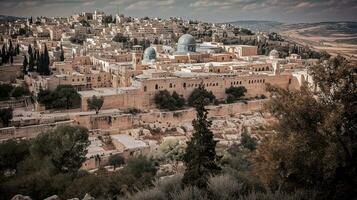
[0,0,356,23]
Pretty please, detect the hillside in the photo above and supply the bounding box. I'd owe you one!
[280,21,357,59]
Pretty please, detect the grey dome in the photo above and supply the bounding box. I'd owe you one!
[177,34,196,53]
[143,47,156,64]
[269,49,279,58]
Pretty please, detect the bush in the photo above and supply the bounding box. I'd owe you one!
[208,174,242,200]
[12,86,30,99]
[225,86,247,103]
[0,83,14,100]
[37,85,80,109]
[128,187,166,200]
[187,84,216,106]
[171,186,206,200]
[154,90,185,111]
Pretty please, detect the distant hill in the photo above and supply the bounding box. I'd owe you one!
[0,15,25,22]
[281,21,357,36]
[227,20,283,33]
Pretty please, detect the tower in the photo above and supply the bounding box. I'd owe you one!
[132,45,143,71]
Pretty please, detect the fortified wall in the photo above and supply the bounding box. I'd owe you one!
[74,100,265,134]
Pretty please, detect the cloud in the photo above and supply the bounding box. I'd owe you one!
[0,0,356,22]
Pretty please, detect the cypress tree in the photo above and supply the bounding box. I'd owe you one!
[43,44,50,75]
[60,43,64,61]
[182,84,221,188]
[36,52,42,74]
[28,44,32,56]
[23,55,28,74]
[28,54,34,72]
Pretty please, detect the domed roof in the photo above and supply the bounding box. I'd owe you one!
[177,34,196,53]
[269,49,279,58]
[178,34,196,45]
[143,47,156,64]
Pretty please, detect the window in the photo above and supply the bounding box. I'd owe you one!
[183,83,186,88]
[144,86,147,92]
[169,83,172,88]
[155,84,158,90]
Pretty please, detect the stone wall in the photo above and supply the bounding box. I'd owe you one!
[74,100,265,132]
[0,64,21,82]
[0,120,74,140]
[80,74,290,111]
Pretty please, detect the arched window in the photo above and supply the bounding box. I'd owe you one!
[169,83,173,88]
[144,86,147,92]
[183,83,186,88]
[248,80,251,84]
[155,84,158,90]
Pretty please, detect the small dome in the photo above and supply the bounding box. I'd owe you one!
[177,34,196,53]
[143,47,156,60]
[269,49,279,59]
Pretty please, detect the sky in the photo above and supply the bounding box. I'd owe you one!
[0,0,356,23]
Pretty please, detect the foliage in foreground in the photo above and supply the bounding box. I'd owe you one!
[182,84,221,188]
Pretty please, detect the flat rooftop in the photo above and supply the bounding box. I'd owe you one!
[79,87,139,97]
[111,134,148,150]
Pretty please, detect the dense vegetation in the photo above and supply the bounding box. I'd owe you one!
[154,90,185,111]
[0,125,158,200]
[37,85,80,109]
[225,86,247,103]
[187,84,217,106]
[24,44,51,75]
[0,39,20,66]
[0,83,30,101]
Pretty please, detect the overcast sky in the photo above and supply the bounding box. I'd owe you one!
[0,0,356,23]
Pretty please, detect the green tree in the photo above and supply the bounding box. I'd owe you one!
[0,139,30,173]
[31,125,90,174]
[12,86,30,99]
[157,139,185,172]
[87,95,104,114]
[22,55,28,75]
[60,43,65,61]
[37,85,80,109]
[182,87,221,188]
[225,86,247,103]
[0,107,13,127]
[187,84,216,106]
[28,53,35,72]
[154,90,185,111]
[108,154,125,170]
[125,156,157,178]
[0,83,14,100]
[254,56,357,199]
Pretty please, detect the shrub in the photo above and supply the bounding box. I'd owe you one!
[12,86,30,99]
[187,84,216,106]
[225,86,247,103]
[208,174,242,200]
[154,90,185,111]
[171,186,206,200]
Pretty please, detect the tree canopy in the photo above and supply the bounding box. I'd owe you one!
[154,90,185,111]
[253,56,357,199]
[37,85,80,109]
[187,84,216,106]
[87,95,104,114]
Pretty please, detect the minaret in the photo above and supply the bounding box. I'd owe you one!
[272,61,280,75]
[132,45,143,71]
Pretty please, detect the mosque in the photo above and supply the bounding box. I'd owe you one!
[77,33,315,112]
